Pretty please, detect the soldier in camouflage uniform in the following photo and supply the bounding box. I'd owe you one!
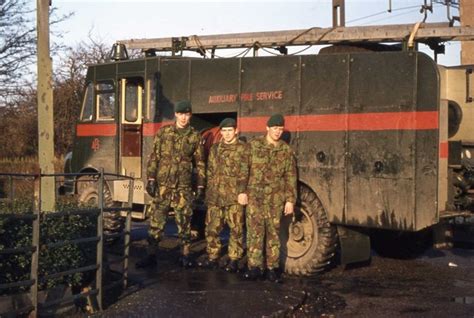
[136,100,206,269]
[243,114,297,282]
[199,118,249,272]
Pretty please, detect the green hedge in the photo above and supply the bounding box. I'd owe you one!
[0,198,97,295]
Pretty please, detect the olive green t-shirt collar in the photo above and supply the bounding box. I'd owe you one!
[261,135,284,148]
[220,139,239,146]
[174,124,192,135]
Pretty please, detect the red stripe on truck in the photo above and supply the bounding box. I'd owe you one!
[76,123,116,136]
[239,111,439,132]
[76,111,439,137]
[143,121,174,136]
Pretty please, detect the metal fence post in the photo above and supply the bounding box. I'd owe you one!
[124,174,134,289]
[30,174,41,318]
[8,175,13,209]
[96,170,104,311]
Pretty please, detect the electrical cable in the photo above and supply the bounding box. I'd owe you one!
[190,34,254,59]
[258,46,281,56]
[284,26,321,45]
[189,30,321,59]
[346,4,422,25]
[289,45,314,56]
[433,0,459,9]
[359,3,443,26]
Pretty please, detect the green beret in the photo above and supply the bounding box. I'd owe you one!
[219,118,237,129]
[175,100,192,113]
[267,114,285,127]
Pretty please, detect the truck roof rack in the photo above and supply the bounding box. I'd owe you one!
[119,23,474,53]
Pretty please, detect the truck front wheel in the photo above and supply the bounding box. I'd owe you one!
[77,178,124,243]
[280,184,337,275]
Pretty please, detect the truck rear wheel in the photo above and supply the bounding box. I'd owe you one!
[281,184,337,275]
[77,178,124,243]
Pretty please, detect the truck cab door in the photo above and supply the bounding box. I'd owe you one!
[119,77,143,178]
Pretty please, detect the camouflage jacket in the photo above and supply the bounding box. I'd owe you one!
[206,140,249,207]
[147,125,206,189]
[247,136,297,206]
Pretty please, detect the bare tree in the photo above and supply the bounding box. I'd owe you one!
[0,85,37,157]
[53,34,114,156]
[0,0,71,105]
[0,33,142,158]
[0,34,112,158]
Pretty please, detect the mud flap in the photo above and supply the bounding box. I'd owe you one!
[337,225,371,265]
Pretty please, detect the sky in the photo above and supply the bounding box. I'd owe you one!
[53,0,462,65]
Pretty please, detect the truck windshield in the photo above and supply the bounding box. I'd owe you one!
[96,81,115,121]
[80,83,93,121]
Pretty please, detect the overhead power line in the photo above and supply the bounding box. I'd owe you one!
[360,6,438,26]
[433,0,459,9]
[347,4,422,25]
[347,1,459,27]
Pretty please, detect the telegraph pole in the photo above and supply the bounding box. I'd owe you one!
[37,0,56,211]
[460,0,474,64]
[333,0,345,27]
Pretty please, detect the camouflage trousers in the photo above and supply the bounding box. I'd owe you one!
[148,186,193,254]
[205,204,244,261]
[246,203,282,270]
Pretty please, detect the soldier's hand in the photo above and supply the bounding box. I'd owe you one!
[237,193,248,206]
[284,202,294,215]
[146,179,157,197]
[196,187,205,201]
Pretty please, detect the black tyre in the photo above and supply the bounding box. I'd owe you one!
[77,178,124,243]
[280,184,337,275]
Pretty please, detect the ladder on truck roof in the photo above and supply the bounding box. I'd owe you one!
[118,23,474,55]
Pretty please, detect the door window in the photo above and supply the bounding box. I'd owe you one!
[145,77,157,121]
[121,77,144,124]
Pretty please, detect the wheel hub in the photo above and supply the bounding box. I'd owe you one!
[291,223,304,241]
[284,208,315,259]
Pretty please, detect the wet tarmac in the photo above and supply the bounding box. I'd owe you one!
[88,222,474,317]
[93,222,344,317]
[99,270,343,317]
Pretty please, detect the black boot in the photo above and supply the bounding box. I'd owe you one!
[178,243,194,268]
[178,254,194,268]
[243,267,262,280]
[266,268,282,283]
[198,257,218,269]
[135,254,157,269]
[225,259,239,273]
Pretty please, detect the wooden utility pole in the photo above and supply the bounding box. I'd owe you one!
[37,0,55,211]
[461,0,474,64]
[333,0,345,27]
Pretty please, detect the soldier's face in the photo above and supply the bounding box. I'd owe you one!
[266,126,284,142]
[221,127,238,144]
[175,112,192,128]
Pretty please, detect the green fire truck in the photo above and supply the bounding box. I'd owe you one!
[63,23,474,275]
